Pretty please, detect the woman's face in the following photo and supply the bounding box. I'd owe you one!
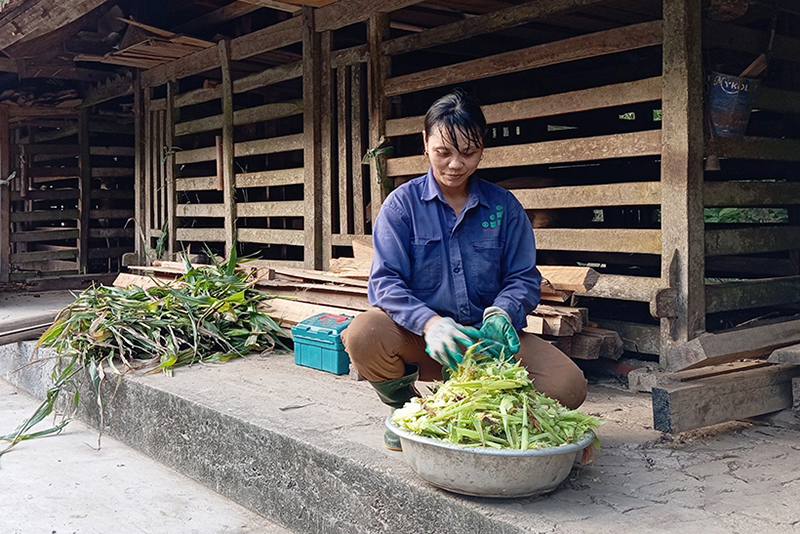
[423,126,483,194]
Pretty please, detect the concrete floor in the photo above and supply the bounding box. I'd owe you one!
[0,379,291,534]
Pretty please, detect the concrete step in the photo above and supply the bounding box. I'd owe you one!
[4,341,800,534]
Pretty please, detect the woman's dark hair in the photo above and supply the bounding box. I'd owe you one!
[424,88,487,153]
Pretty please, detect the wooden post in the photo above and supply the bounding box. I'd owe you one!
[320,30,334,270]
[165,80,177,258]
[218,40,237,258]
[0,104,9,282]
[303,6,323,270]
[367,12,390,228]
[660,0,706,365]
[133,73,147,265]
[351,63,365,236]
[143,86,153,261]
[78,108,92,274]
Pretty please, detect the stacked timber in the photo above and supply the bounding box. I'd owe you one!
[126,258,622,362]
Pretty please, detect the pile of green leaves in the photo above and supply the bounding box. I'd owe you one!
[1,252,285,456]
[392,346,601,450]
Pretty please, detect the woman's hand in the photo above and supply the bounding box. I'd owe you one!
[478,307,520,360]
[424,316,480,369]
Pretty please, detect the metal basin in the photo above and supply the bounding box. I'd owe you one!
[387,417,594,498]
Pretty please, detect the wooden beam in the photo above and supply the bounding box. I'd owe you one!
[768,344,800,365]
[77,108,91,274]
[704,181,800,207]
[367,12,390,227]
[706,226,800,256]
[236,168,304,188]
[665,318,800,371]
[386,77,662,137]
[0,105,8,282]
[660,0,705,364]
[707,136,800,161]
[537,266,598,292]
[315,0,421,33]
[165,81,177,257]
[575,274,661,303]
[236,134,304,157]
[534,228,661,254]
[652,363,800,433]
[321,31,334,270]
[389,130,662,177]
[176,227,225,242]
[513,181,660,210]
[237,0,301,12]
[595,318,660,355]
[237,201,304,217]
[173,2,263,34]
[706,276,800,314]
[0,0,107,51]
[174,100,303,137]
[384,0,607,56]
[384,21,662,97]
[10,228,80,243]
[218,40,237,258]
[237,228,304,245]
[303,6,323,270]
[230,15,303,61]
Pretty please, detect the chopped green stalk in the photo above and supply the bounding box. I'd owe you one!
[392,346,602,450]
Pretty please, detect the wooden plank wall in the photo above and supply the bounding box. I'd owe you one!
[0,105,135,281]
[131,0,800,363]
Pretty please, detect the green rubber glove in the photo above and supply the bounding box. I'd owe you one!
[424,317,480,369]
[479,307,520,360]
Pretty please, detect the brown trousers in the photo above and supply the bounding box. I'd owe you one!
[341,308,588,409]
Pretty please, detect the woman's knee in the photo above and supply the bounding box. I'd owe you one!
[341,309,392,364]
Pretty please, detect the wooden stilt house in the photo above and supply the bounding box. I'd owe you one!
[0,0,798,369]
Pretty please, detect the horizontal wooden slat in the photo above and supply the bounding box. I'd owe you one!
[707,136,800,161]
[706,276,800,314]
[10,228,79,243]
[704,181,800,207]
[10,249,78,263]
[174,147,215,165]
[10,209,79,223]
[89,209,134,219]
[229,16,303,61]
[705,226,800,256]
[175,100,304,136]
[233,60,303,96]
[576,274,661,302]
[385,21,662,97]
[90,146,135,157]
[176,204,225,218]
[595,318,659,355]
[21,144,79,155]
[175,135,304,165]
[513,181,660,210]
[235,134,304,157]
[383,0,607,56]
[11,189,79,201]
[92,167,132,178]
[88,228,134,238]
[235,168,304,188]
[176,176,217,191]
[237,228,304,245]
[386,77,662,137]
[237,200,304,217]
[331,44,368,68]
[314,0,420,33]
[10,269,79,281]
[141,44,220,89]
[534,228,661,254]
[175,227,225,242]
[387,130,662,176]
[331,233,371,247]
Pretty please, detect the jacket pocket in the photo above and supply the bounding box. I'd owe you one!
[470,239,503,298]
[410,237,442,292]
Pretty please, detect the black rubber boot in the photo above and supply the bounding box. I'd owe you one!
[369,364,420,451]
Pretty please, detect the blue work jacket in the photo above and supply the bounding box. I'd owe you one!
[368,168,541,335]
